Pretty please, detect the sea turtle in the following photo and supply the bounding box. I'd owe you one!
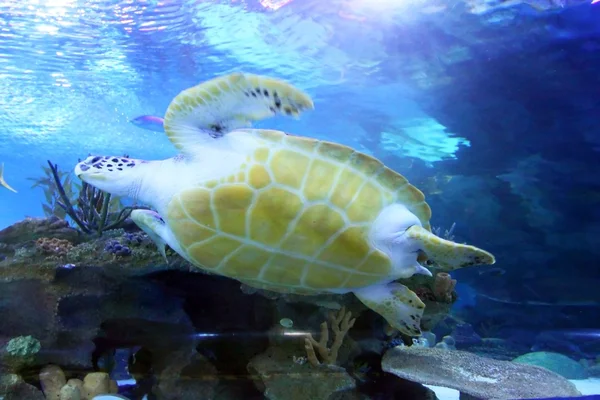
[74,72,495,336]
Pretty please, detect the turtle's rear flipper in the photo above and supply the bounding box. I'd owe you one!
[406,225,495,271]
[355,283,425,337]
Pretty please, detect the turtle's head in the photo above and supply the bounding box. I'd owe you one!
[74,155,149,200]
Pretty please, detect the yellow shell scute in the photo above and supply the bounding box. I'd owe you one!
[377,167,409,190]
[304,265,348,289]
[250,187,303,246]
[248,164,272,189]
[330,169,365,209]
[346,180,384,222]
[219,244,270,278]
[270,149,310,189]
[262,255,306,285]
[284,135,319,153]
[212,185,254,236]
[357,250,392,275]
[187,236,241,269]
[254,147,270,163]
[279,204,345,256]
[303,159,339,202]
[344,272,386,288]
[349,152,383,176]
[204,179,219,189]
[178,188,215,229]
[396,184,426,204]
[317,226,370,268]
[169,219,214,248]
[257,129,284,143]
[316,141,353,163]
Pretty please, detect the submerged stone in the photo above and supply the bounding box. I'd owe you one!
[513,351,589,380]
[382,346,581,400]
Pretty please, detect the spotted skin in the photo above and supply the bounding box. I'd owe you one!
[77,156,143,173]
[358,283,426,336]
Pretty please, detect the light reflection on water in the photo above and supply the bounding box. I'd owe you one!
[1,0,582,226]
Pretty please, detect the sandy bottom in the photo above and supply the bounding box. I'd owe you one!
[426,377,600,399]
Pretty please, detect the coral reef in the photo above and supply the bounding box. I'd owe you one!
[36,237,74,257]
[0,215,462,400]
[30,161,137,237]
[432,272,456,303]
[1,335,42,372]
[513,351,589,380]
[104,239,132,257]
[304,307,356,367]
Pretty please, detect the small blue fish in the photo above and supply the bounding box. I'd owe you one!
[129,115,164,132]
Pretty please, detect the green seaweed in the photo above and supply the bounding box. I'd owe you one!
[27,162,79,220]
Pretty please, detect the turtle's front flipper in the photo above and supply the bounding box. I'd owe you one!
[163,72,314,153]
[354,283,425,337]
[131,209,169,263]
[406,225,495,271]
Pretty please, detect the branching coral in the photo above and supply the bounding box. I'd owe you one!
[35,238,73,257]
[433,272,457,303]
[46,160,135,237]
[432,222,456,241]
[304,307,355,366]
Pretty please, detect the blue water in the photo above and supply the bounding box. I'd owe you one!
[1,0,600,392]
[2,0,577,229]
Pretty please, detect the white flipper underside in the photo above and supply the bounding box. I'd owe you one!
[130,209,169,263]
[162,72,314,155]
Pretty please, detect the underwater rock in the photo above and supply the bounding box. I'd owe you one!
[152,351,217,400]
[0,335,41,372]
[59,382,82,400]
[588,363,600,378]
[463,338,524,361]
[382,346,581,400]
[434,335,456,351]
[40,364,67,400]
[512,351,589,380]
[420,300,452,332]
[248,346,355,400]
[82,372,111,399]
[449,323,482,348]
[38,365,119,400]
[531,329,600,359]
[0,373,45,400]
[0,220,197,372]
[0,216,81,245]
